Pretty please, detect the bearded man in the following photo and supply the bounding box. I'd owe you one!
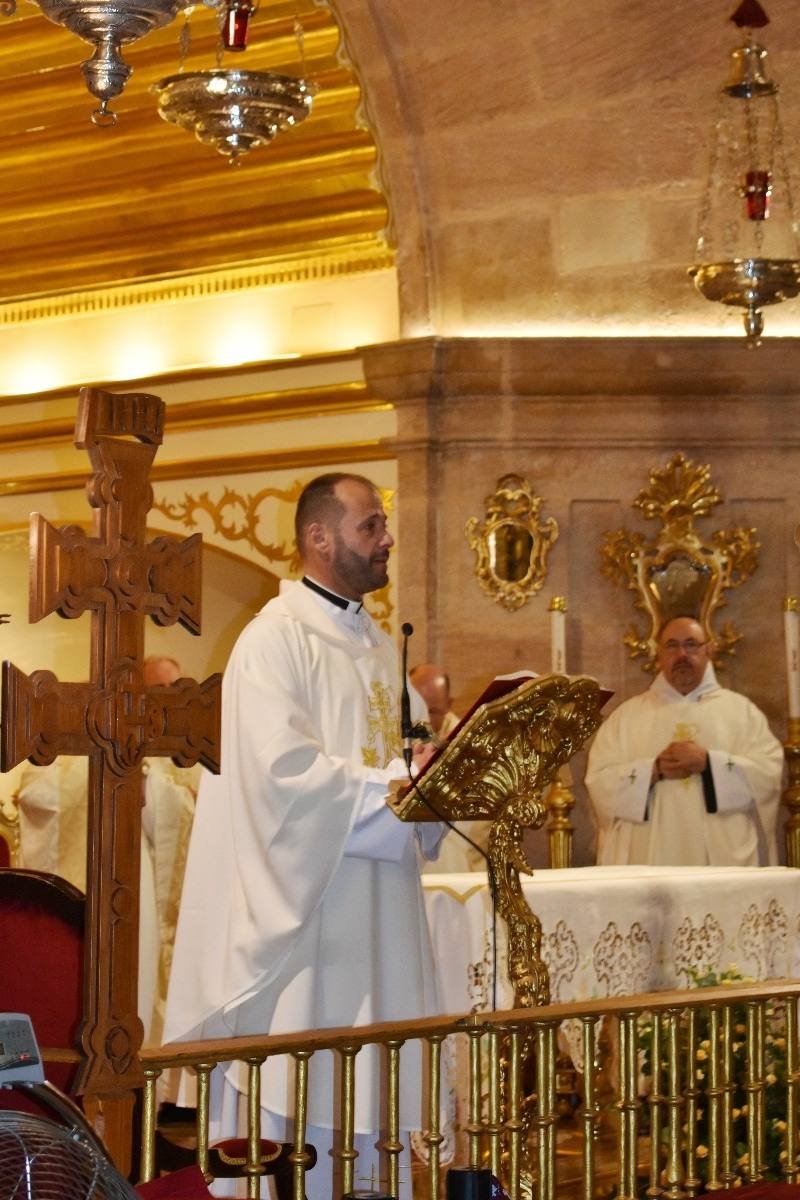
[585,616,783,866]
[165,473,441,1197]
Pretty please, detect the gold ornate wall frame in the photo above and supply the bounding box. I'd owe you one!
[465,474,559,612]
[601,452,759,669]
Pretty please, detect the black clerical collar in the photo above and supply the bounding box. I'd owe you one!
[301,576,363,613]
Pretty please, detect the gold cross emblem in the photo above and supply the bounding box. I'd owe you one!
[362,680,401,767]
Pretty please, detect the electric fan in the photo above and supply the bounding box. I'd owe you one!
[0,1013,139,1200]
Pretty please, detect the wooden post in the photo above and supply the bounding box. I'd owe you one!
[1,387,221,1164]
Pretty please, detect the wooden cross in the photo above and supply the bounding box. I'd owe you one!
[1,387,221,1097]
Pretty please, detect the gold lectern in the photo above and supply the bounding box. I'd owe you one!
[389,673,608,1008]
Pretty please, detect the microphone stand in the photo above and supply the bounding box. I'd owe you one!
[400,621,500,1012]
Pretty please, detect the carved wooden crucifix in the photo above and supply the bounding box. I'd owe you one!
[1,387,221,1097]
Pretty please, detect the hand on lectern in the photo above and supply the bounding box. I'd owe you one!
[412,741,437,774]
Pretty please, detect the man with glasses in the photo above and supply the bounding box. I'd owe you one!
[585,616,783,866]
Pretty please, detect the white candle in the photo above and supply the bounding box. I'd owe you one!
[549,596,566,674]
[784,599,800,718]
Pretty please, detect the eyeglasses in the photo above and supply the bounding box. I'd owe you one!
[659,639,708,654]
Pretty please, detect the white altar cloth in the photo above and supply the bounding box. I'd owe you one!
[423,865,800,1014]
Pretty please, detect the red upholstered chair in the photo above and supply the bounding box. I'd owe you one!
[0,868,84,1099]
[0,867,313,1197]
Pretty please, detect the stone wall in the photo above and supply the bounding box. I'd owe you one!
[364,335,800,864]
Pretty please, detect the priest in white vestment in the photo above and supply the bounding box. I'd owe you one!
[585,616,783,866]
[164,473,443,1199]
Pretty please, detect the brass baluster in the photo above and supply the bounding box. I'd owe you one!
[720,1005,735,1188]
[486,1026,503,1180]
[581,1016,599,1200]
[534,1020,557,1200]
[336,1044,360,1198]
[425,1035,445,1200]
[662,1008,685,1200]
[647,1012,664,1199]
[745,1000,766,1182]
[139,1065,161,1183]
[195,1062,214,1181]
[245,1055,266,1200]
[465,1019,485,1169]
[617,1011,639,1200]
[706,1005,723,1190]
[290,1049,313,1200]
[380,1037,405,1198]
[786,995,800,1183]
[683,1009,700,1197]
[505,1025,523,1200]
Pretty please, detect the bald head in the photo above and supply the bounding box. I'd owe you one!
[409,663,452,734]
[143,656,182,688]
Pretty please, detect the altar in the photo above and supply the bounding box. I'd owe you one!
[423,865,800,1013]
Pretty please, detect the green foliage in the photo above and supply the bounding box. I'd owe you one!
[637,966,790,1183]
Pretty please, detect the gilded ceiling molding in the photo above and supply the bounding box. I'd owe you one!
[601,452,759,669]
[0,440,395,498]
[0,384,389,452]
[0,349,361,410]
[0,247,394,326]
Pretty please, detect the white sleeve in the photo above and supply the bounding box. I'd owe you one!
[707,749,755,813]
[585,708,655,827]
[345,758,416,861]
[345,758,446,862]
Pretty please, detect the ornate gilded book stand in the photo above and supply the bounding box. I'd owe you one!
[390,673,606,1008]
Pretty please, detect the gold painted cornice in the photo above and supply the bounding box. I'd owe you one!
[0,349,361,408]
[0,245,394,326]
[0,440,394,497]
[0,383,389,450]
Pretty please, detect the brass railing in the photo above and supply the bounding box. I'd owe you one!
[138,980,800,1200]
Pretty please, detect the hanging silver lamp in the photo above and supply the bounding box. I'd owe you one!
[689,0,800,343]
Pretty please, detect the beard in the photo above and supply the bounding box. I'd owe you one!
[668,659,702,693]
[331,533,389,596]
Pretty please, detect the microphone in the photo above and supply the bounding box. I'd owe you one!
[396,636,501,1012]
[401,621,414,767]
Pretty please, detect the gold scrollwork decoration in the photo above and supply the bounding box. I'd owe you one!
[152,482,396,631]
[152,482,304,572]
[601,452,759,670]
[465,474,559,612]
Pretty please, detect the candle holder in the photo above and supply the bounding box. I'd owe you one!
[545,772,574,868]
[782,716,800,867]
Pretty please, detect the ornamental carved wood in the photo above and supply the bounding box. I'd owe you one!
[0,386,221,1097]
[601,452,759,670]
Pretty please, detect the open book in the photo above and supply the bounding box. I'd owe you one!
[408,669,612,790]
